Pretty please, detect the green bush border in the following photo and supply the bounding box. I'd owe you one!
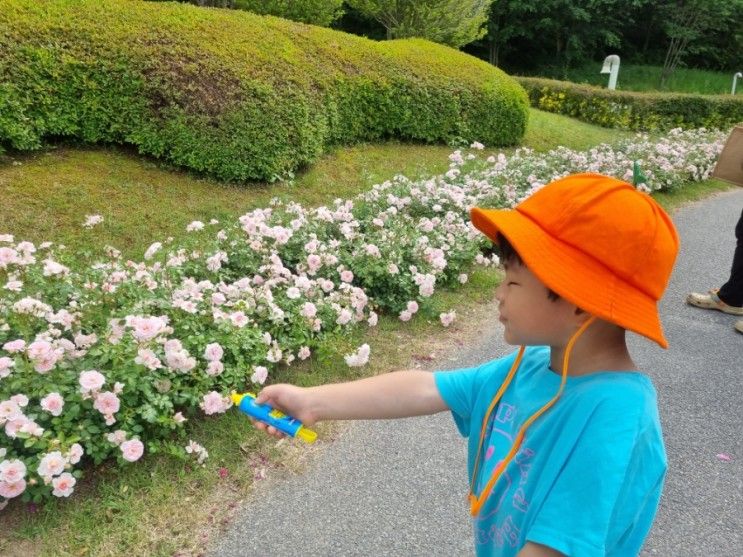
[0,0,528,182]
[517,77,743,131]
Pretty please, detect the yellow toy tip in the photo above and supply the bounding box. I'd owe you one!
[297,427,317,444]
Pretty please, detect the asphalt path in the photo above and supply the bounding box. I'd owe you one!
[208,188,743,557]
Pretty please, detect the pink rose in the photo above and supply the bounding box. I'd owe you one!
[0,247,19,269]
[0,400,21,422]
[33,352,61,374]
[230,312,248,328]
[67,443,84,465]
[0,357,14,378]
[336,308,353,325]
[52,472,76,497]
[251,366,268,385]
[206,361,224,376]
[10,394,28,408]
[0,459,26,483]
[93,392,120,415]
[2,339,26,353]
[27,340,53,360]
[440,311,456,327]
[203,343,223,362]
[200,391,230,415]
[37,451,66,478]
[131,316,166,342]
[300,302,317,319]
[120,439,144,462]
[163,339,182,353]
[306,254,322,271]
[40,393,64,416]
[4,417,27,438]
[0,479,26,498]
[79,370,105,392]
[107,430,127,446]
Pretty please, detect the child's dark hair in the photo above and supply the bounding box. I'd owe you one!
[497,235,560,301]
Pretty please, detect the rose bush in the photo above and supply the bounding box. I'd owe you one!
[0,128,726,506]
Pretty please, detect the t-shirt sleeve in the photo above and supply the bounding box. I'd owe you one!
[525,389,666,557]
[433,349,520,438]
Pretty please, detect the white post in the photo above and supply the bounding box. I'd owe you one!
[733,72,743,95]
[600,55,620,90]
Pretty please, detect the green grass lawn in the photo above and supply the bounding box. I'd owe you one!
[0,108,735,557]
[527,63,741,95]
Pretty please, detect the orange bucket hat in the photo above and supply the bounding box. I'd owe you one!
[470,173,679,348]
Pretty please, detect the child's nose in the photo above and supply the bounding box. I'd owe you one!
[494,282,506,302]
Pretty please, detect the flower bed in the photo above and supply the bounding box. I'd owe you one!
[0,128,726,506]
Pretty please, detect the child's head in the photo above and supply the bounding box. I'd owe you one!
[495,236,585,346]
[471,173,679,348]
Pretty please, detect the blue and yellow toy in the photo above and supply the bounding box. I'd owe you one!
[231,392,317,443]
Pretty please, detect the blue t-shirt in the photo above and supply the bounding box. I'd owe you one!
[434,346,666,557]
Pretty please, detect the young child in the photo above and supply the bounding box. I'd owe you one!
[251,173,679,557]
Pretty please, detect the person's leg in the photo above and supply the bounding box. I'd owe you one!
[717,209,743,307]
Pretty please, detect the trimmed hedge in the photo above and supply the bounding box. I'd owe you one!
[0,0,528,182]
[517,77,743,132]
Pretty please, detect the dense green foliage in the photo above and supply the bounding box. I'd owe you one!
[234,0,344,26]
[464,0,742,77]
[346,0,492,47]
[149,0,344,26]
[0,0,528,181]
[518,77,743,131]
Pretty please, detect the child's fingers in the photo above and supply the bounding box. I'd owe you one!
[255,387,276,405]
[249,417,286,439]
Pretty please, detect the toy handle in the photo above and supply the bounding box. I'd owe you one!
[231,392,317,443]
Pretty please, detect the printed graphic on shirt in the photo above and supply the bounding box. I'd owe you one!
[474,403,536,549]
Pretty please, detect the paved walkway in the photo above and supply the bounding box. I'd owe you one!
[209,189,743,557]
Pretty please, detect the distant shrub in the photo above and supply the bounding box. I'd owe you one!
[518,77,743,132]
[0,0,528,182]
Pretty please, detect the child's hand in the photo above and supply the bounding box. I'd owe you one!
[252,384,317,439]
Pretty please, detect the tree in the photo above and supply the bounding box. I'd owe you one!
[481,0,538,67]
[659,0,743,87]
[477,0,645,72]
[346,0,494,47]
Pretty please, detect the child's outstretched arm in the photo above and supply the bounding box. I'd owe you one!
[253,370,448,438]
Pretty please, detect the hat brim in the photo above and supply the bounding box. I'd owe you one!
[471,206,669,349]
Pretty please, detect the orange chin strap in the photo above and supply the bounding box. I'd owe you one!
[467,316,597,517]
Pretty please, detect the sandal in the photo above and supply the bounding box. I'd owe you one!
[686,289,743,316]
[736,320,743,334]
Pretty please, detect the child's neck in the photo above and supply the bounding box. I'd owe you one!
[549,329,635,376]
